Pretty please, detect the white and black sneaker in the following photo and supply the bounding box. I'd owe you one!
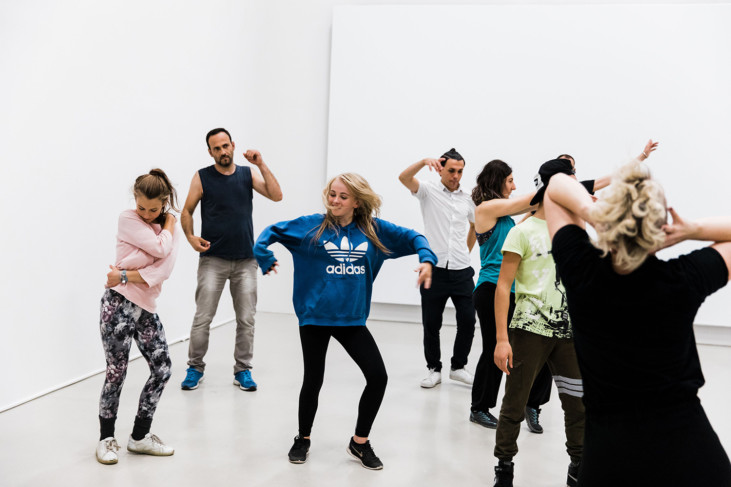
[347,437,383,470]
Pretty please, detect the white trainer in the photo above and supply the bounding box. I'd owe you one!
[420,368,442,388]
[96,437,120,465]
[449,367,474,385]
[127,433,175,456]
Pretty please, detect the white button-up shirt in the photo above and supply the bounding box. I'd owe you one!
[414,179,475,270]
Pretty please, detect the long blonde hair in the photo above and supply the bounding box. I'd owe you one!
[589,160,666,273]
[314,173,390,254]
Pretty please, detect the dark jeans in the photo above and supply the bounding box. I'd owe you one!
[298,325,388,438]
[471,281,552,412]
[495,329,585,463]
[420,266,476,372]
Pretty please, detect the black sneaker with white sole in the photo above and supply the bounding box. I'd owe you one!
[347,437,383,470]
[288,436,310,464]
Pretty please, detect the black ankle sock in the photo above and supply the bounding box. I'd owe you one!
[131,416,153,441]
[99,416,116,440]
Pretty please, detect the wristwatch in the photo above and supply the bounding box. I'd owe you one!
[121,270,128,285]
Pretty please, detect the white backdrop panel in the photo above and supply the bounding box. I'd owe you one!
[327,4,731,326]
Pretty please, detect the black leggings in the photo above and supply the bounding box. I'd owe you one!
[298,325,388,438]
[471,281,552,412]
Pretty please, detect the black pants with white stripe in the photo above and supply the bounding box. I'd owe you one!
[494,328,585,463]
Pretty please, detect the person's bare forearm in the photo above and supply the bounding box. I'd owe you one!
[684,217,731,243]
[398,160,426,188]
[494,283,511,343]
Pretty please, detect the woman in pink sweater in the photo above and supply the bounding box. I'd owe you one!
[95,169,181,465]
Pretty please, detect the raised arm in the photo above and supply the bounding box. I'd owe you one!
[662,208,731,280]
[181,172,210,252]
[474,193,536,233]
[593,139,659,191]
[494,252,520,374]
[246,150,283,202]
[398,157,444,193]
[544,173,595,242]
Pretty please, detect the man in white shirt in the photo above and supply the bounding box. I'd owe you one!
[399,148,477,388]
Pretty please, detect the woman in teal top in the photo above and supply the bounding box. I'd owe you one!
[469,159,552,431]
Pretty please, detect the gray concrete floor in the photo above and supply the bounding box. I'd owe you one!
[1,312,729,487]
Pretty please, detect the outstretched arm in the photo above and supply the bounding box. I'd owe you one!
[593,139,659,191]
[398,157,443,193]
[246,150,283,202]
[494,252,520,374]
[475,193,537,233]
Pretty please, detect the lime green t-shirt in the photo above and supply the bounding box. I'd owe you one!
[501,217,572,339]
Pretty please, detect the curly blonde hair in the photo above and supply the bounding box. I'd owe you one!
[589,160,666,273]
[314,173,390,254]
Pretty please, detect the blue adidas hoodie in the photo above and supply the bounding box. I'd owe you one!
[254,214,437,327]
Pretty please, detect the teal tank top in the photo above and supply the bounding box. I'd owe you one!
[475,215,515,292]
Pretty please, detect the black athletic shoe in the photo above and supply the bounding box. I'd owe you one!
[494,460,514,487]
[525,406,543,434]
[566,460,580,487]
[470,410,498,429]
[347,438,383,470]
[288,436,310,464]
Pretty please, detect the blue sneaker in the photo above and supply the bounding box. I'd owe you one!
[181,367,204,390]
[233,370,257,391]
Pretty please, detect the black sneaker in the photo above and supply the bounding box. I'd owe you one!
[288,436,310,464]
[494,460,514,487]
[470,409,498,429]
[566,460,580,487]
[347,437,383,470]
[525,406,543,434]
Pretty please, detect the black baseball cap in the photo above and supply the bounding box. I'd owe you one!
[529,158,575,206]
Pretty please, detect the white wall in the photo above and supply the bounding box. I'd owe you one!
[1,0,729,411]
[328,3,731,325]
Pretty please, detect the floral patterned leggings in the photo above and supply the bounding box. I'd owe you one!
[99,289,172,420]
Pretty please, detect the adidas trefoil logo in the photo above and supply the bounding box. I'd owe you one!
[324,236,367,275]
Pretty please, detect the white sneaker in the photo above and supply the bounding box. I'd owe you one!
[449,367,474,385]
[96,437,120,465]
[127,433,175,456]
[420,368,442,388]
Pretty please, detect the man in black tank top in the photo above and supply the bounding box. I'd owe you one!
[179,128,283,392]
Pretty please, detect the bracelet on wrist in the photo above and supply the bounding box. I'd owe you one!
[121,270,128,285]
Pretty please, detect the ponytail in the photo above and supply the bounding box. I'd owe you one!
[133,168,179,225]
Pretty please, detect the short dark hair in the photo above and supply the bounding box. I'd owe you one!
[441,148,465,167]
[472,159,512,205]
[206,128,232,148]
[557,154,574,163]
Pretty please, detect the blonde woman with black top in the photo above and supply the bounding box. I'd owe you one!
[544,156,731,486]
